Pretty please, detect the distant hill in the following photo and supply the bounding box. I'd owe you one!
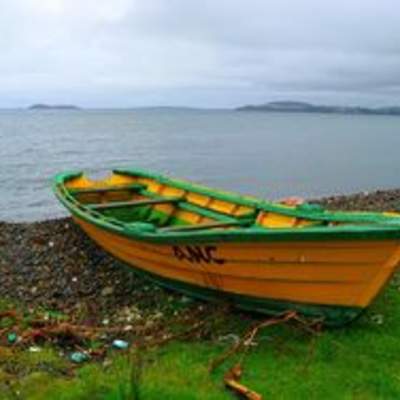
[28,104,80,110]
[236,101,400,116]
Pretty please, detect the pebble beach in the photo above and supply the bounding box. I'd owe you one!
[1,188,400,322]
[1,188,400,398]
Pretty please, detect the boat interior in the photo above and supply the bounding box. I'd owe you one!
[60,170,396,232]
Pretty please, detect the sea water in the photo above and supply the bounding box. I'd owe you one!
[1,108,400,221]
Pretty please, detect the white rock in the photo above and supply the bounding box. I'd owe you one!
[101,287,114,296]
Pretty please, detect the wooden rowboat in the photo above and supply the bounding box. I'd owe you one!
[53,168,400,326]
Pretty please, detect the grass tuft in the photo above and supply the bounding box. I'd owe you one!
[1,279,400,399]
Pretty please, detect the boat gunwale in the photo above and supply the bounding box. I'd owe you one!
[52,169,400,244]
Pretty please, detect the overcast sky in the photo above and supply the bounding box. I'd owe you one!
[1,0,400,108]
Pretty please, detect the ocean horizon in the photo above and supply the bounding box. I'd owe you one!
[2,108,400,222]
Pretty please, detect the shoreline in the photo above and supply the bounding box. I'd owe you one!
[1,187,399,318]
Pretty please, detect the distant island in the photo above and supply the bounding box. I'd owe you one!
[28,104,81,110]
[236,101,400,116]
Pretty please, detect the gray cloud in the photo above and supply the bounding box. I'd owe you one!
[1,0,400,107]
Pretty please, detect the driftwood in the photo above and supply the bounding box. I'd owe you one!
[224,363,262,400]
[0,306,216,350]
[0,310,20,323]
[210,311,302,400]
[209,311,297,373]
[19,322,130,345]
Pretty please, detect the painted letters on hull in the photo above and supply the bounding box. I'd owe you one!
[75,217,400,312]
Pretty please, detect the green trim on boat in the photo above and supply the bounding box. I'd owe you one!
[52,168,400,244]
[69,183,147,195]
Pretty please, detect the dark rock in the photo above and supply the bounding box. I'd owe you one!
[0,217,198,324]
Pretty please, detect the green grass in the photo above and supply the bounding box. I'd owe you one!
[1,282,400,399]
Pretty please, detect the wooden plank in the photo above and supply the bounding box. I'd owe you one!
[160,220,251,233]
[69,183,146,195]
[88,196,184,210]
[139,189,242,222]
[179,202,238,223]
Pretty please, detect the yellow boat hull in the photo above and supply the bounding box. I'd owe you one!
[74,216,400,325]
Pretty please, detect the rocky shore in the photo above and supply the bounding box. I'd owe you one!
[312,188,400,212]
[0,218,194,326]
[1,188,400,322]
